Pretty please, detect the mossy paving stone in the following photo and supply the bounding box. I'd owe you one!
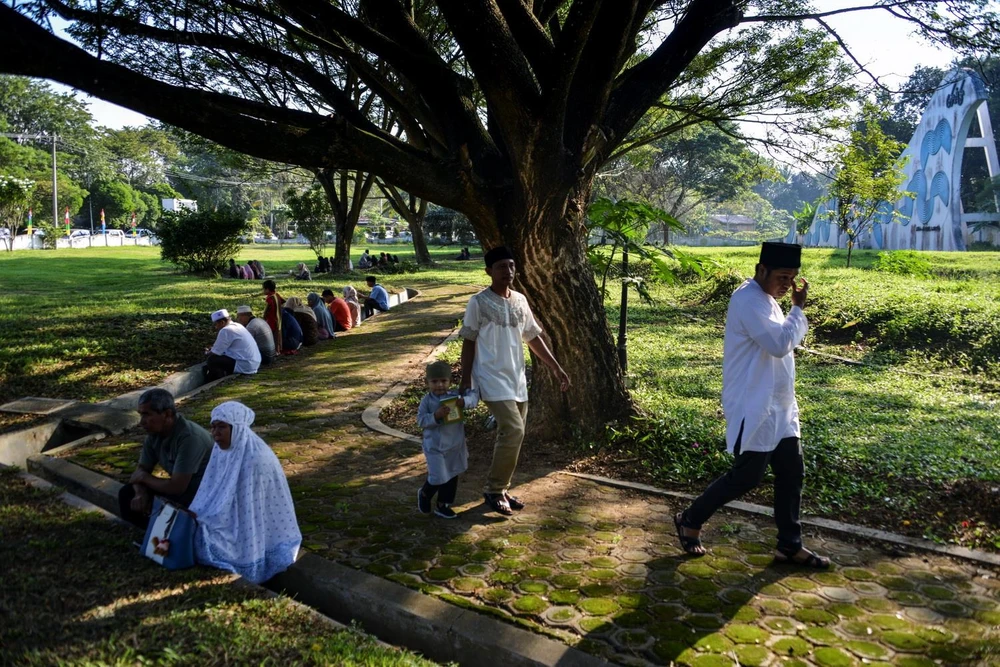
[771,636,812,657]
[619,577,645,590]
[758,583,788,597]
[650,604,686,621]
[517,580,548,595]
[693,632,735,653]
[894,657,936,667]
[588,556,618,568]
[460,563,489,576]
[793,608,837,625]
[510,594,548,615]
[687,594,726,614]
[530,553,558,566]
[548,589,580,605]
[685,614,725,630]
[932,600,969,616]
[684,654,734,667]
[682,578,720,594]
[859,597,898,613]
[827,602,864,619]
[425,566,459,582]
[543,606,578,625]
[975,609,1000,624]
[790,592,827,608]
[577,597,620,616]
[436,554,466,567]
[759,598,793,615]
[578,617,615,634]
[521,566,553,579]
[919,584,956,600]
[580,583,616,597]
[869,613,913,630]
[927,639,979,662]
[783,577,817,591]
[888,590,927,606]
[586,568,618,582]
[612,610,652,629]
[729,605,761,623]
[720,588,754,605]
[723,623,769,644]
[557,547,588,561]
[678,561,717,578]
[844,639,890,660]
[812,646,856,667]
[489,570,518,585]
[480,587,513,604]
[801,626,840,645]
[715,571,752,587]
[734,644,771,667]
[880,631,928,652]
[616,593,648,609]
[650,586,685,603]
[762,616,798,633]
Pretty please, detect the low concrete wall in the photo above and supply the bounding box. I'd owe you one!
[27,455,124,515]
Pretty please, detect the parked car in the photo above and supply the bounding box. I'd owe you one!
[69,229,91,238]
[95,228,126,239]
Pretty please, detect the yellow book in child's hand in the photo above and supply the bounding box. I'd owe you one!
[439,396,464,424]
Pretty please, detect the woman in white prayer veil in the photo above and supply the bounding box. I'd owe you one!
[188,401,302,583]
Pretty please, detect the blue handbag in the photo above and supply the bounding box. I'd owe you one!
[140,496,196,570]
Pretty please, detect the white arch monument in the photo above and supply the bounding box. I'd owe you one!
[799,68,1000,251]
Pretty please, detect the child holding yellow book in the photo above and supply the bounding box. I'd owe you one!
[416,361,478,518]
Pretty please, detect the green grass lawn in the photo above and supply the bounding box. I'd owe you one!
[0,466,439,666]
[0,243,483,411]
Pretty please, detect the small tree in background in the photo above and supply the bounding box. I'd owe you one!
[793,201,818,239]
[828,103,908,267]
[0,175,34,251]
[587,197,701,374]
[285,185,332,257]
[158,208,246,275]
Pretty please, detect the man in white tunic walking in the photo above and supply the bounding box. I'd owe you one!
[674,242,830,569]
[460,246,570,516]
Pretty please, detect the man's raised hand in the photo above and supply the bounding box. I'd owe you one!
[791,278,809,309]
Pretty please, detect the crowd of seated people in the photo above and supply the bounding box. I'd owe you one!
[228,259,265,280]
[357,249,399,269]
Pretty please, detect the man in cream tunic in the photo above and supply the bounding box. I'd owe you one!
[460,246,570,516]
[675,242,829,568]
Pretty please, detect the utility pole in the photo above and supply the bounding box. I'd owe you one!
[51,134,58,230]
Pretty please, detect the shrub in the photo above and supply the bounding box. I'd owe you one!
[158,208,247,275]
[35,222,61,249]
[872,250,932,277]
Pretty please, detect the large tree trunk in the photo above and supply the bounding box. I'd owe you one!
[378,181,433,265]
[410,213,432,265]
[316,168,375,273]
[491,182,635,440]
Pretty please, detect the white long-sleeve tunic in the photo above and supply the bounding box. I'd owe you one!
[721,279,808,454]
[417,390,479,485]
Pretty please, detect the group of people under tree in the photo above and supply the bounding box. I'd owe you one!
[124,240,829,588]
[227,259,265,281]
[202,278,389,381]
[358,249,399,269]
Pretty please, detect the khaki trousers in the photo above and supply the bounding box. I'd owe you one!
[483,399,528,494]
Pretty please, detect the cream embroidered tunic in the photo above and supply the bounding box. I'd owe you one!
[721,279,808,454]
[459,288,543,402]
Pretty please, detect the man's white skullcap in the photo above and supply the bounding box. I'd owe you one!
[236,305,253,314]
[211,309,230,322]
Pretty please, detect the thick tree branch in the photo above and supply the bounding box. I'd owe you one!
[606,0,742,148]
[495,0,556,84]
[0,5,468,210]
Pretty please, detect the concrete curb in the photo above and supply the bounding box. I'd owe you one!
[361,329,460,445]
[10,466,128,526]
[27,455,124,516]
[270,553,604,667]
[32,453,603,666]
[561,470,1000,568]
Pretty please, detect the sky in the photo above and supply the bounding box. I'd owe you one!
[58,5,960,130]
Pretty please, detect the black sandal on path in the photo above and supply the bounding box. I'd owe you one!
[483,493,513,516]
[673,512,705,556]
[504,493,525,511]
[773,546,831,569]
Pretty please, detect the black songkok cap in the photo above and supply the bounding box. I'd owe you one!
[484,246,515,267]
[759,242,801,269]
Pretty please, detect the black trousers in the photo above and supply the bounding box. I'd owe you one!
[363,297,381,318]
[118,484,153,529]
[204,353,237,381]
[682,429,804,551]
[421,476,458,505]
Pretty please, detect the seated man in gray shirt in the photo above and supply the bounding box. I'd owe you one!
[118,388,214,528]
[236,304,276,364]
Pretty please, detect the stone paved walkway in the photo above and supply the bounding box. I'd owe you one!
[69,282,1000,666]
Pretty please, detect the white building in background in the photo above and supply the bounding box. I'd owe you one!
[799,68,1000,251]
[161,198,198,213]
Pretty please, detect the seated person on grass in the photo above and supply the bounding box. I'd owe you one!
[118,388,214,529]
[307,292,335,340]
[284,296,319,346]
[362,276,390,319]
[280,305,304,353]
[322,288,353,332]
[235,305,276,364]
[203,309,261,381]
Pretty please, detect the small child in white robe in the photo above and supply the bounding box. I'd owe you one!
[416,360,478,519]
